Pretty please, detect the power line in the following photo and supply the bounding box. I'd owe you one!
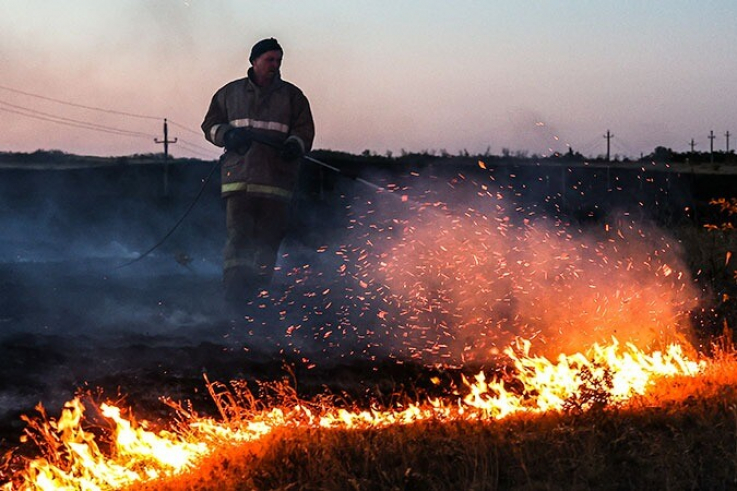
[0,99,157,138]
[577,135,604,156]
[0,85,206,137]
[0,84,216,159]
[610,138,637,159]
[176,138,219,157]
[0,104,156,139]
[0,84,161,120]
[168,120,203,136]
[3,106,220,161]
[177,138,213,152]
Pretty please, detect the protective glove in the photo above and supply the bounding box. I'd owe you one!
[280,139,303,162]
[223,128,252,154]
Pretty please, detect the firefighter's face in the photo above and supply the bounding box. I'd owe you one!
[252,50,283,85]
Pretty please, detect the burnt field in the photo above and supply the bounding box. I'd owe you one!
[1,153,737,488]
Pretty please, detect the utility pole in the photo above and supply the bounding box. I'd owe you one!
[726,130,731,153]
[604,129,613,162]
[708,130,715,165]
[689,139,696,152]
[155,118,178,196]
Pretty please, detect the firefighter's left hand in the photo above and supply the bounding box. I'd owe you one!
[224,128,252,154]
[280,139,303,162]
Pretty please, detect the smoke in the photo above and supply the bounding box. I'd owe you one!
[318,165,700,365]
[0,164,225,337]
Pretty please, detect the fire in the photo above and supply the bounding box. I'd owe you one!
[4,398,209,490]
[2,337,705,490]
[461,338,702,419]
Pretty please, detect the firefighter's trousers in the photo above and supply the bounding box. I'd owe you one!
[223,193,289,302]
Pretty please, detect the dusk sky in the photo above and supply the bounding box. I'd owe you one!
[2,1,737,160]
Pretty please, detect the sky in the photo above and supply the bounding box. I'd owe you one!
[2,0,737,160]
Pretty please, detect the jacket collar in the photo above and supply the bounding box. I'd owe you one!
[246,67,284,94]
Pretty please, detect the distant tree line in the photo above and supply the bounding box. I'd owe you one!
[1,146,736,167]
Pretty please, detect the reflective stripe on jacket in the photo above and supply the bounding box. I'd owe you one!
[201,69,315,199]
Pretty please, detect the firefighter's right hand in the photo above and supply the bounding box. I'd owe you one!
[223,128,252,154]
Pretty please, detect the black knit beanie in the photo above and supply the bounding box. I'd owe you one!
[249,38,283,63]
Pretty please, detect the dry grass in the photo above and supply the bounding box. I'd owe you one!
[126,353,737,491]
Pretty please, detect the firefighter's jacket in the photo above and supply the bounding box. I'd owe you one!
[202,69,315,200]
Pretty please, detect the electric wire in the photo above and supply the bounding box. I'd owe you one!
[176,138,219,159]
[0,85,218,159]
[0,104,156,139]
[4,101,217,160]
[611,137,638,159]
[577,135,606,157]
[168,120,203,136]
[176,136,218,153]
[0,85,203,139]
[0,84,161,120]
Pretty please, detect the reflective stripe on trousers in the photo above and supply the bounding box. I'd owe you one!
[222,182,293,200]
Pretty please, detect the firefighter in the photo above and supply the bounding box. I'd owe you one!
[202,38,315,305]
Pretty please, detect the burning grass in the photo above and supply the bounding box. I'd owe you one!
[141,394,737,491]
[4,336,737,490]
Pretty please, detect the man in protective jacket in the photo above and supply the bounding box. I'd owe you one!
[202,37,315,304]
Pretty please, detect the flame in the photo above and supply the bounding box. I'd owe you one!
[5,398,209,490]
[2,337,705,490]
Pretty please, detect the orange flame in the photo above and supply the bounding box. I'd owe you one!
[2,337,705,490]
